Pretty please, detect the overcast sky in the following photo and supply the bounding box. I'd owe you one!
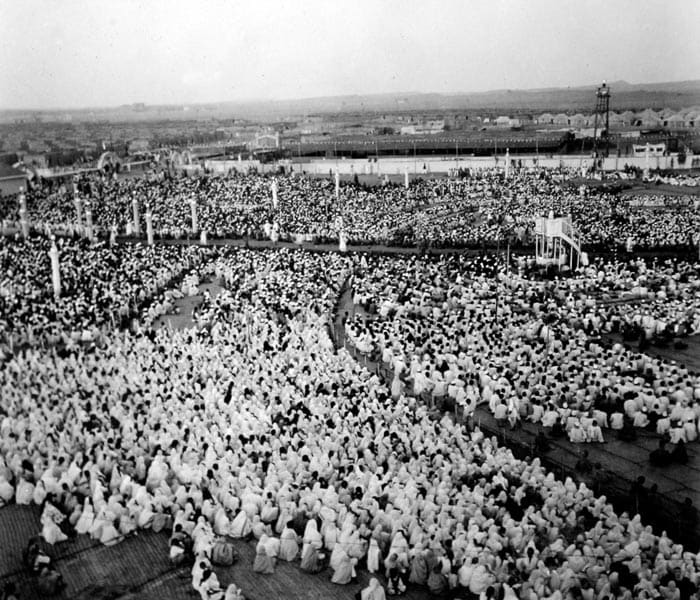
[1,0,699,109]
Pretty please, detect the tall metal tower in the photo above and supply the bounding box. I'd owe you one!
[592,81,611,161]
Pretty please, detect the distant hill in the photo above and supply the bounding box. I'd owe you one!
[2,80,699,122]
[224,80,700,117]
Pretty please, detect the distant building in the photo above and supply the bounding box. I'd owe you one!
[665,114,686,130]
[608,112,624,127]
[444,114,469,130]
[400,120,445,135]
[569,114,589,127]
[634,109,661,128]
[490,116,521,128]
[0,164,29,195]
[684,110,698,128]
[620,111,636,126]
[128,139,150,154]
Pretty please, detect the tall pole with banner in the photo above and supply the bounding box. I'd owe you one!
[84,201,93,241]
[49,240,61,298]
[132,197,141,235]
[145,210,154,245]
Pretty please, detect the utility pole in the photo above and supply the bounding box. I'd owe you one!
[413,141,417,175]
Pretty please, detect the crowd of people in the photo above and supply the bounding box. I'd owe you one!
[0,234,217,350]
[346,252,700,448]
[0,164,699,599]
[2,168,698,251]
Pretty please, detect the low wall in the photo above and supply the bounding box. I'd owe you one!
[204,159,280,175]
[294,153,698,176]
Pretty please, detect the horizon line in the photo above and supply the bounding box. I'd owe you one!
[2,77,699,114]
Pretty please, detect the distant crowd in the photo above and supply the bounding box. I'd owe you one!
[1,168,698,250]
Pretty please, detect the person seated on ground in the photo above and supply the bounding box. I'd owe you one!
[660,565,697,600]
[384,552,409,595]
[278,521,299,562]
[224,583,245,600]
[609,411,624,430]
[494,401,508,428]
[170,530,193,566]
[192,558,212,592]
[40,501,69,545]
[229,509,252,539]
[359,578,387,600]
[515,546,538,575]
[649,439,672,467]
[198,568,224,600]
[633,407,650,429]
[252,534,276,574]
[299,519,324,574]
[575,450,593,475]
[568,420,587,443]
[670,439,689,464]
[21,536,65,595]
[549,417,566,439]
[170,523,193,552]
[587,419,605,443]
[457,556,477,593]
[427,563,449,598]
[467,560,495,598]
[408,548,430,585]
[36,564,66,597]
[22,538,52,574]
[617,415,637,442]
[331,545,358,585]
[657,413,672,436]
[659,579,681,600]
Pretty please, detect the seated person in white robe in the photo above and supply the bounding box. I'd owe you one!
[361,578,387,600]
[300,519,324,573]
[229,510,252,539]
[198,568,224,600]
[15,478,34,505]
[224,583,245,600]
[278,522,300,561]
[40,502,68,545]
[330,546,357,584]
[75,499,95,535]
[253,534,276,574]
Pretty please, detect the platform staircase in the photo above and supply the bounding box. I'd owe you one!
[534,212,584,270]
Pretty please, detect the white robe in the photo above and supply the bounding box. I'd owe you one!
[278,527,299,562]
[229,510,251,538]
[15,479,34,505]
[75,503,95,535]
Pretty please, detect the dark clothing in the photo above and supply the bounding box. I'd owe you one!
[649,447,671,467]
